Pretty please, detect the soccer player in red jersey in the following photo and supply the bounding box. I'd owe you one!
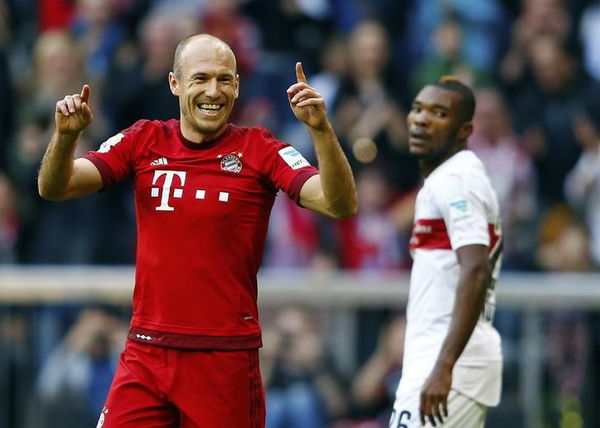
[38,34,357,428]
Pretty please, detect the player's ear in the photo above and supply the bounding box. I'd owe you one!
[168,72,179,96]
[458,122,473,142]
[234,74,240,99]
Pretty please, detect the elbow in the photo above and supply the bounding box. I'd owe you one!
[330,193,358,219]
[38,182,65,201]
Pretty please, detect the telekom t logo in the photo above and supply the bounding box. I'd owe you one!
[151,170,186,211]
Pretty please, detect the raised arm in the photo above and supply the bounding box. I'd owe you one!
[38,84,103,201]
[287,62,357,219]
[419,244,491,426]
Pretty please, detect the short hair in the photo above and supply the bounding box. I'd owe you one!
[173,35,195,79]
[172,34,237,79]
[432,76,476,123]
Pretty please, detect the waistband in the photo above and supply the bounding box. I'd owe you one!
[128,326,262,350]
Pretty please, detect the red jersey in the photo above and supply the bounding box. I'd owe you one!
[85,119,318,350]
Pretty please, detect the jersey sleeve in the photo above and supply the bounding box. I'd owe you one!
[83,119,149,188]
[432,172,490,250]
[256,127,319,203]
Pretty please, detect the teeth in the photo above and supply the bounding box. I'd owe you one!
[199,104,221,110]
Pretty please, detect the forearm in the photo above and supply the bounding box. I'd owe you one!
[309,122,357,218]
[38,131,80,200]
[434,264,490,369]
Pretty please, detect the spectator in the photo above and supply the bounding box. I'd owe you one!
[512,35,597,206]
[536,204,591,271]
[333,20,418,194]
[13,30,103,264]
[579,2,600,81]
[564,112,600,268]
[70,0,125,82]
[262,307,348,428]
[0,309,33,428]
[350,314,406,425]
[404,0,508,74]
[200,0,260,77]
[337,167,408,271]
[410,17,491,97]
[103,11,194,131]
[0,4,14,169]
[0,172,19,263]
[262,195,333,270]
[469,87,537,268]
[500,0,572,88]
[27,307,128,428]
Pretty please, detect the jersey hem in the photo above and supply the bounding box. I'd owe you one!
[128,326,262,350]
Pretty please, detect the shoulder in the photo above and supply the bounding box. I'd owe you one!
[122,119,155,136]
[228,125,289,152]
[237,125,280,144]
[429,152,490,200]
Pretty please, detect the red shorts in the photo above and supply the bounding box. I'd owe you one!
[97,339,265,428]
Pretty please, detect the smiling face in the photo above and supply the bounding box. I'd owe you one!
[407,85,473,172]
[169,36,239,143]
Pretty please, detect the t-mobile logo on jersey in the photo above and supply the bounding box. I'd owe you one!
[151,170,186,211]
[150,170,231,211]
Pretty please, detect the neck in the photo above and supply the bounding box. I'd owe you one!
[180,122,228,145]
[420,144,465,177]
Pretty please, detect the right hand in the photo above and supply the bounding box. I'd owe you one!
[55,84,93,135]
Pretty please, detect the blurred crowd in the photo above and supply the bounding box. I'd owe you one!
[0,0,598,271]
[0,0,599,427]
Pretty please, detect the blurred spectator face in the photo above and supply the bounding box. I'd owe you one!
[78,0,114,27]
[205,0,238,13]
[34,31,82,90]
[274,307,322,370]
[357,168,389,212]
[528,36,573,92]
[348,21,389,79]
[433,20,463,60]
[170,37,239,138]
[473,88,510,142]
[141,15,181,69]
[573,114,600,151]
[521,0,570,49]
[321,36,347,76]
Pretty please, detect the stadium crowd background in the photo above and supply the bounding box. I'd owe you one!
[0,0,599,427]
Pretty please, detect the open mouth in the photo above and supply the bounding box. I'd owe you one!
[409,130,430,143]
[197,103,223,116]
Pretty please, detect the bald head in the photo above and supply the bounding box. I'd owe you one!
[173,34,237,79]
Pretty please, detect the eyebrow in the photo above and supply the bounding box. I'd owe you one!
[190,71,235,79]
[413,101,450,110]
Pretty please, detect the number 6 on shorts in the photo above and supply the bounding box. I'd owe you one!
[389,409,412,428]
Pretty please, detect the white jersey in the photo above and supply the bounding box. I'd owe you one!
[397,150,503,407]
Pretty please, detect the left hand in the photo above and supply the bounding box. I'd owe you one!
[287,62,329,131]
[419,364,452,426]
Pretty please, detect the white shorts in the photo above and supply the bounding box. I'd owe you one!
[390,388,486,428]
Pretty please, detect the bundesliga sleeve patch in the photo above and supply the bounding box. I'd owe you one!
[278,147,311,170]
[448,197,473,225]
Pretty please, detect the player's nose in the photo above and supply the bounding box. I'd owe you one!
[204,78,220,99]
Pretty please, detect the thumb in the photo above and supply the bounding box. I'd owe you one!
[80,84,90,103]
[295,62,307,84]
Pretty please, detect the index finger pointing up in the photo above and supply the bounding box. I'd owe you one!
[80,84,90,103]
[295,62,307,84]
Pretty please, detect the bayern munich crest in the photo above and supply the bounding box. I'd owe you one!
[218,153,243,173]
